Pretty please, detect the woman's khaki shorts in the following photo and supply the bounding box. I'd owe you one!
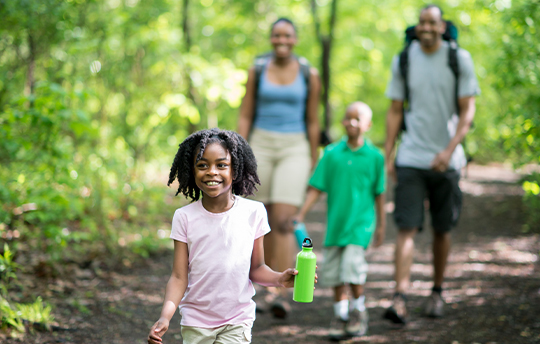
[249,128,311,207]
[181,324,252,344]
[319,245,369,288]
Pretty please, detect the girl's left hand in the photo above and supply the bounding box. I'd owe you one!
[277,268,298,288]
[278,267,318,288]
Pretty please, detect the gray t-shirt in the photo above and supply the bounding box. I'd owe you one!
[386,41,480,170]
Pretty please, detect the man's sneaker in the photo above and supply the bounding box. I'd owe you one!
[328,317,348,341]
[383,293,408,324]
[345,308,368,336]
[424,292,445,318]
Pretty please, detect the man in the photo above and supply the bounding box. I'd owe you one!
[384,4,480,324]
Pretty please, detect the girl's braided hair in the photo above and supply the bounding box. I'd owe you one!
[167,128,260,202]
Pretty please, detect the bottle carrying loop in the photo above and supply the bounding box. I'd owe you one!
[302,238,313,248]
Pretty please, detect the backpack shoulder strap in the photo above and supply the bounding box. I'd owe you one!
[296,55,316,138]
[253,53,271,95]
[250,54,271,136]
[297,55,311,96]
[398,43,411,131]
[448,40,460,113]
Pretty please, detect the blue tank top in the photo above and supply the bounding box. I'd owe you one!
[253,65,307,133]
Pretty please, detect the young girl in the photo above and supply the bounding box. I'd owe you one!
[147,128,301,344]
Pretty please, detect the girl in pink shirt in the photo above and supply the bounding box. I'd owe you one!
[148,128,304,344]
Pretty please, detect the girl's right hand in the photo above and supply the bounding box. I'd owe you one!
[148,317,169,344]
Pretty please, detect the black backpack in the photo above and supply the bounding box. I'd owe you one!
[399,21,460,132]
[251,53,331,146]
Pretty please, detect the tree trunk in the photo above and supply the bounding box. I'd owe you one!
[181,0,202,133]
[311,0,338,144]
[25,33,36,107]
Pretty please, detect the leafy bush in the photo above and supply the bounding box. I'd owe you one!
[0,244,20,298]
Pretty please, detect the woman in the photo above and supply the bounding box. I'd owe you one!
[238,17,321,318]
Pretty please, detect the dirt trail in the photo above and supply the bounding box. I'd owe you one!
[5,164,540,344]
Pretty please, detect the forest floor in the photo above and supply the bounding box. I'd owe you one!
[3,163,540,344]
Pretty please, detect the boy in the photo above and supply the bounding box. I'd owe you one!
[291,102,385,340]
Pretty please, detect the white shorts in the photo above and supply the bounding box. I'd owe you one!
[319,245,369,288]
[249,128,311,207]
[181,324,252,344]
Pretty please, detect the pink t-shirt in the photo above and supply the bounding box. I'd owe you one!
[170,196,270,328]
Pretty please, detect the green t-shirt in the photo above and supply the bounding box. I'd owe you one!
[309,137,386,248]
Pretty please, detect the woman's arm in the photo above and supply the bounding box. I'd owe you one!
[250,236,297,288]
[306,67,321,168]
[237,67,257,140]
[148,241,189,344]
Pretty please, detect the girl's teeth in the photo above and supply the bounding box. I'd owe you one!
[207,182,219,186]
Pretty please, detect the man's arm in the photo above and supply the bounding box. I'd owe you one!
[431,96,476,172]
[373,193,386,247]
[385,100,404,181]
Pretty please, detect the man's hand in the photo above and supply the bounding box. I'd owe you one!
[148,318,169,344]
[430,149,452,172]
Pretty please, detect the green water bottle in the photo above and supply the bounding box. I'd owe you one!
[293,238,317,303]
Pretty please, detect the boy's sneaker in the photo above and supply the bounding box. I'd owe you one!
[424,292,445,318]
[345,308,368,336]
[328,317,348,341]
[383,293,408,324]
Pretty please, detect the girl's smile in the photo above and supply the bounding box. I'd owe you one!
[193,143,235,210]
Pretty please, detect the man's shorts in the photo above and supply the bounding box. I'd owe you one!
[181,323,252,344]
[248,128,311,207]
[394,166,462,233]
[319,245,368,288]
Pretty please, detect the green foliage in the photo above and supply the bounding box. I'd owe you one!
[0,244,20,298]
[492,0,540,229]
[0,0,538,276]
[0,296,24,333]
[0,296,54,333]
[522,173,540,232]
[493,0,540,165]
[15,297,55,326]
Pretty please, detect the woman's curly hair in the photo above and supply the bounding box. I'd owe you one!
[167,128,260,202]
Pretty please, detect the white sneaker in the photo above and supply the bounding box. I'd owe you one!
[346,308,368,336]
[328,317,348,341]
[424,292,445,318]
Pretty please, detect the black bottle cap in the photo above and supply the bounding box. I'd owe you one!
[302,238,313,248]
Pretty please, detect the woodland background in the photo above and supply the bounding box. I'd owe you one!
[0,0,539,336]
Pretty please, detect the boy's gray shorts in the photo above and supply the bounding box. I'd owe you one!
[319,245,368,288]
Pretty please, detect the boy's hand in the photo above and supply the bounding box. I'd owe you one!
[288,214,304,232]
[148,318,169,344]
[373,225,385,248]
